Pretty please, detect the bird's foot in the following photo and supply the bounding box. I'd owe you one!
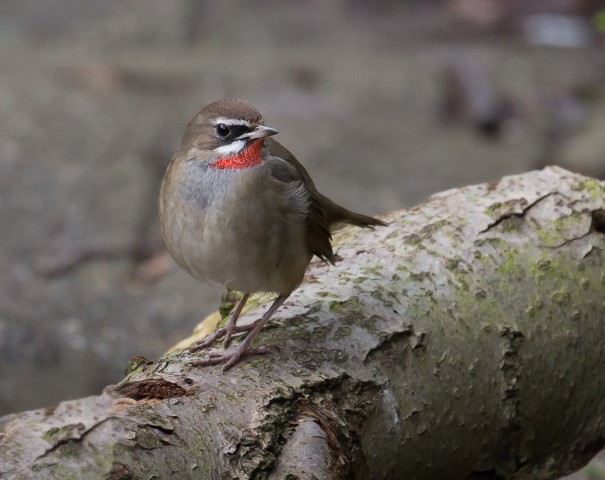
[189,294,287,371]
[190,346,268,371]
[189,319,263,354]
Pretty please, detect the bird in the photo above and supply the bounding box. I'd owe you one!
[159,99,386,370]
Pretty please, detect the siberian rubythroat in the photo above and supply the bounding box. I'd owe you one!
[159,99,385,370]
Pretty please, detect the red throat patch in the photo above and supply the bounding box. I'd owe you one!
[210,140,263,170]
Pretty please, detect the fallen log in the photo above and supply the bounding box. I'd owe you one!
[1,167,604,479]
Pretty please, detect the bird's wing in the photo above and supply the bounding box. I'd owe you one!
[265,138,386,229]
[264,138,334,264]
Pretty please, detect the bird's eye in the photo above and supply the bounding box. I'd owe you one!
[216,124,230,138]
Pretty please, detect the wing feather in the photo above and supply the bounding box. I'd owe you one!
[264,138,334,264]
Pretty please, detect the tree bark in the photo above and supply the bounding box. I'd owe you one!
[1,166,605,479]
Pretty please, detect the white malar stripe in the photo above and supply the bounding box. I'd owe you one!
[214,140,246,155]
[210,117,251,127]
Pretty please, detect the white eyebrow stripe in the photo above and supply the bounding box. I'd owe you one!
[210,117,252,127]
[214,140,246,155]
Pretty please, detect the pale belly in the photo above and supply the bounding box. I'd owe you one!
[160,166,311,294]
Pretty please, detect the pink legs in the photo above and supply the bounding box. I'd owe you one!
[189,294,288,371]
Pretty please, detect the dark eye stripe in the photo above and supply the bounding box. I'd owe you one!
[230,125,250,138]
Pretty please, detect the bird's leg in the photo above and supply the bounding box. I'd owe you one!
[189,292,250,353]
[223,292,250,347]
[190,294,288,371]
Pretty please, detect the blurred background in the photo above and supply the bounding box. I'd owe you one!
[0,1,604,473]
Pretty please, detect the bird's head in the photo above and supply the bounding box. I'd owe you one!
[180,99,278,168]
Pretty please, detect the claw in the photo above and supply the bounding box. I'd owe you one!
[189,318,263,353]
[190,347,268,369]
[223,328,234,348]
[190,293,252,353]
[189,294,287,370]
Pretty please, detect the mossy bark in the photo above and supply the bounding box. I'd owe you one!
[1,167,604,479]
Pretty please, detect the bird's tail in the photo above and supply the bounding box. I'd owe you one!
[321,194,388,230]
